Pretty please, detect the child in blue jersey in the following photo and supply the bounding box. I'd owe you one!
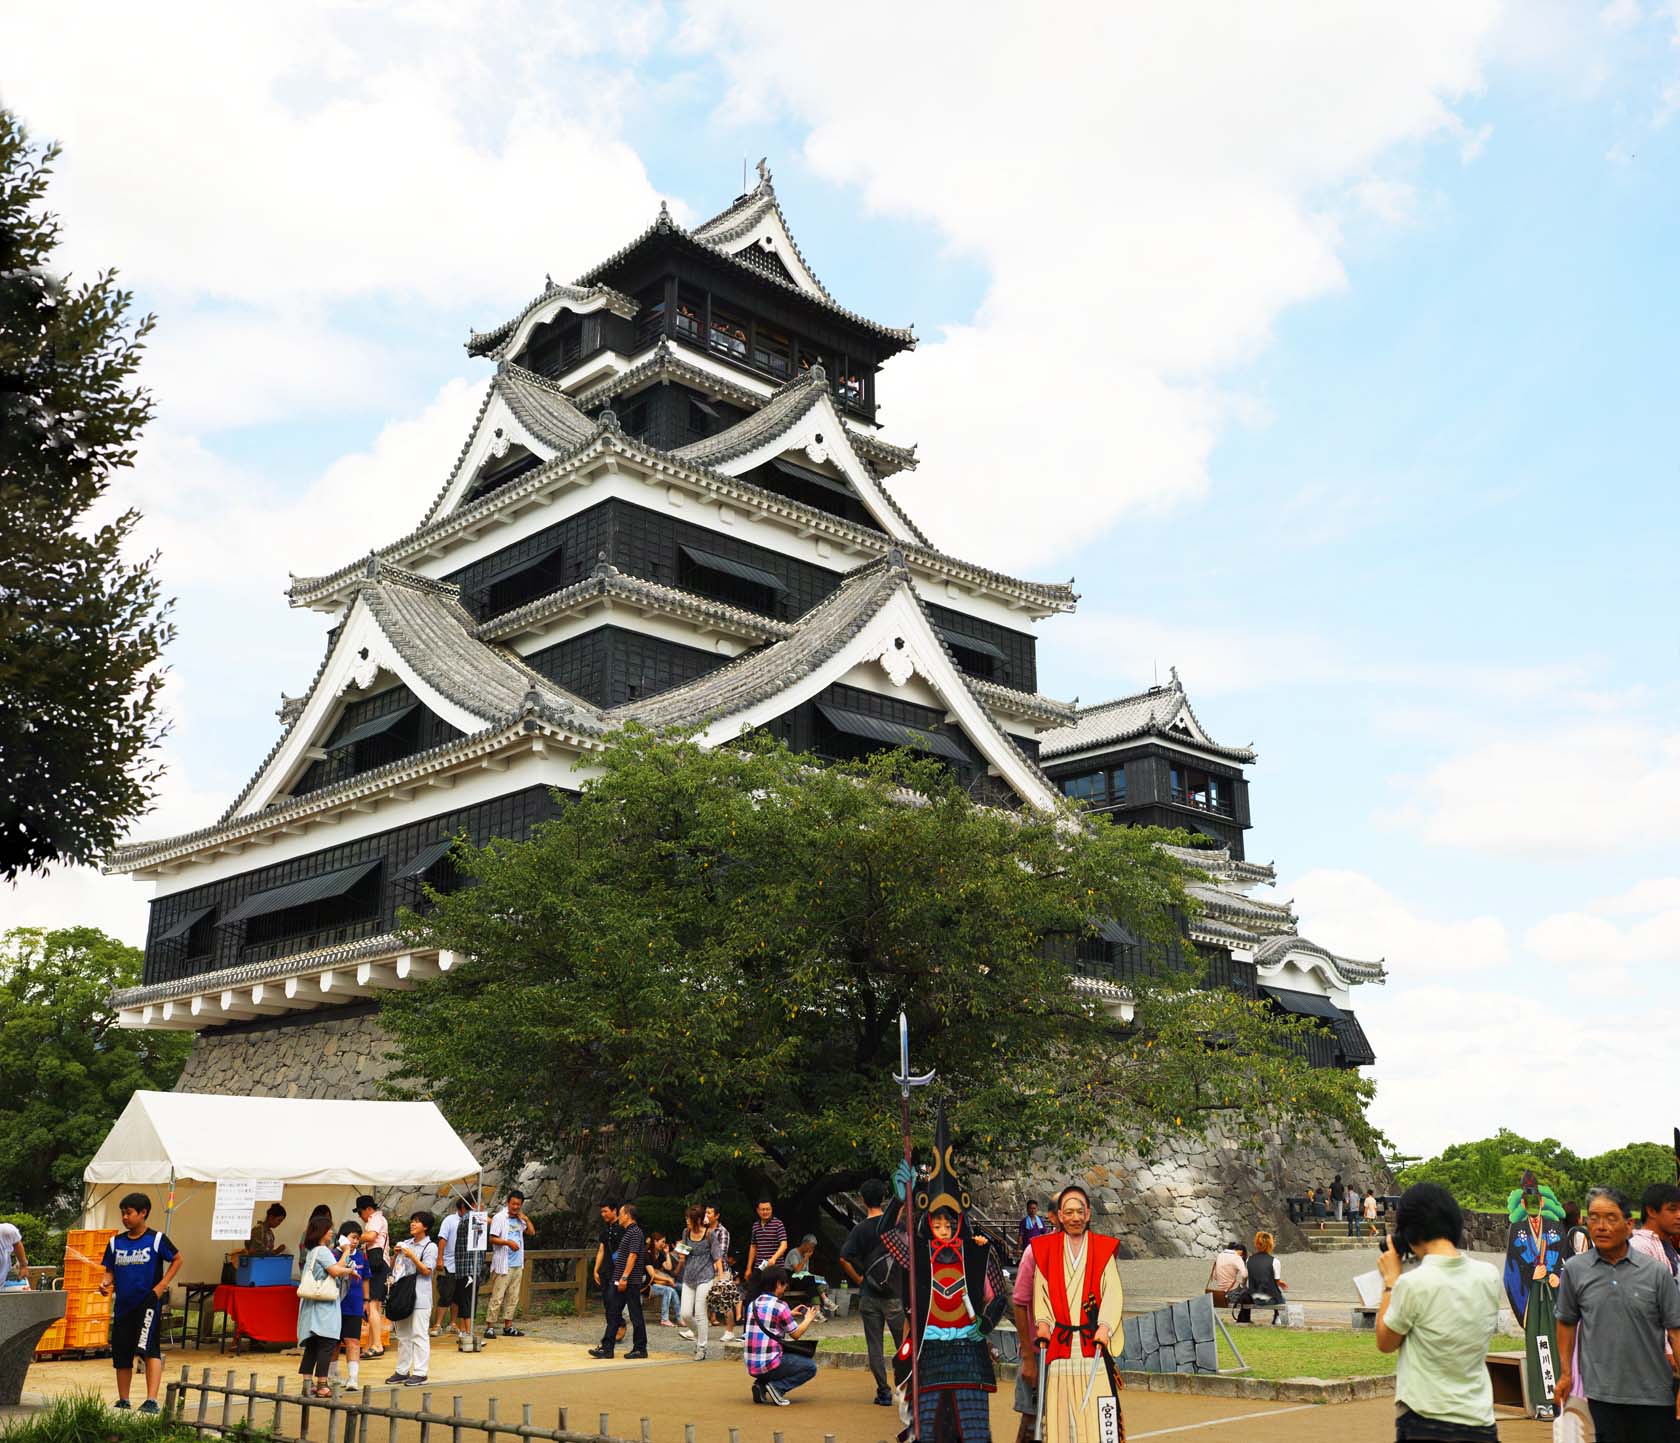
[336,1222,371,1391]
[99,1193,183,1412]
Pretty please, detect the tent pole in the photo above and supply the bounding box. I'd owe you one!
[163,1168,177,1239]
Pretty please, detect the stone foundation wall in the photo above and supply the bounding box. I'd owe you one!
[173,1007,619,1225]
[969,1119,1392,1259]
[175,1006,395,1098]
[179,1012,1385,1258]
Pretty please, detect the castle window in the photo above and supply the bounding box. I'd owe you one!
[937,626,1005,681]
[1060,771,1107,805]
[753,324,791,378]
[473,542,566,618]
[675,286,705,343]
[708,302,749,361]
[678,543,787,616]
[1170,765,1231,815]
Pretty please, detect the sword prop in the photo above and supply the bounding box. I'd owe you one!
[893,1011,936,1441]
[1033,1340,1047,1442]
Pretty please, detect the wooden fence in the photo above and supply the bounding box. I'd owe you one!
[161,1367,860,1443]
[516,1249,593,1318]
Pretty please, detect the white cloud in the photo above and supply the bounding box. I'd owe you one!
[1350,177,1421,226]
[681,0,1503,569]
[1593,876,1680,914]
[4,3,668,311]
[122,375,486,594]
[1385,722,1680,857]
[1362,981,1672,1157]
[1288,867,1510,976]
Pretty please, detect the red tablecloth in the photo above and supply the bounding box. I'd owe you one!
[210,1284,298,1344]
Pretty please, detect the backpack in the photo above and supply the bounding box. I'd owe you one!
[861,1217,902,1295]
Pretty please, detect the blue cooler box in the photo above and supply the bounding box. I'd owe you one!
[236,1255,294,1287]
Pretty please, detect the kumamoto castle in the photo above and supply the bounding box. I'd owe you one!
[105,171,1388,1253]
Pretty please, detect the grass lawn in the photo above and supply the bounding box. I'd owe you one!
[821,1328,1523,1382]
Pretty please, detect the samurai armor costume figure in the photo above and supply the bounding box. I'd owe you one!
[1501,1171,1565,1421]
[882,1104,1008,1442]
[1031,1188,1124,1443]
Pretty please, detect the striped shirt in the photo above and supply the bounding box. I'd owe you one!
[750,1217,787,1267]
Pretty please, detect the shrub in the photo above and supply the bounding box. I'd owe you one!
[0,1212,64,1272]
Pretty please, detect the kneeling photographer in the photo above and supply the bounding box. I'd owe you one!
[1375,1182,1504,1442]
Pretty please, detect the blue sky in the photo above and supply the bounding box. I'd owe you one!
[6,2,1679,1161]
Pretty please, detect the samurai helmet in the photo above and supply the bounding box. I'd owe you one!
[1506,1169,1564,1224]
[915,1100,970,1227]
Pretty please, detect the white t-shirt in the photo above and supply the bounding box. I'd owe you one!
[0,1223,21,1286]
[437,1212,461,1273]
[488,1209,526,1276]
[391,1236,439,1313]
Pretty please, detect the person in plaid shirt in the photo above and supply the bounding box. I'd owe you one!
[743,1267,818,1406]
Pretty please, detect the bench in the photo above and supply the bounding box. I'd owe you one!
[1350,1306,1377,1330]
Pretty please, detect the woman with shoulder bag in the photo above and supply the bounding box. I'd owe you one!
[385,1212,439,1388]
[1375,1183,1503,1443]
[297,1216,358,1398]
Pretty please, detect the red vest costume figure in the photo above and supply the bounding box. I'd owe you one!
[882,1103,1008,1442]
[1030,1186,1124,1443]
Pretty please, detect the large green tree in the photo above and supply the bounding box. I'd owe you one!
[383,728,1376,1220]
[0,109,174,882]
[0,927,192,1215]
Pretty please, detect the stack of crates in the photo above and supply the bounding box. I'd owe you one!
[36,1228,118,1354]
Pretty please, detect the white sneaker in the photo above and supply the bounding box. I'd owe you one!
[764,1383,789,1407]
[693,1346,705,1362]
[720,1330,738,1343]
[677,1328,695,1341]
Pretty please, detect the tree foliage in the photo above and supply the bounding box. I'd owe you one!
[1397,1128,1678,1212]
[382,729,1377,1215]
[0,927,192,1217]
[0,109,174,881]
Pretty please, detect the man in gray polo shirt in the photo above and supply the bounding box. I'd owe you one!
[1555,1185,1680,1443]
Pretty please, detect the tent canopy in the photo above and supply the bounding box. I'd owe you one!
[85,1091,480,1189]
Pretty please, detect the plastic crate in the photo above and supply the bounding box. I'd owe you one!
[34,1319,67,1354]
[62,1230,116,1278]
[236,1254,294,1288]
[67,1316,111,1350]
[65,1289,111,1321]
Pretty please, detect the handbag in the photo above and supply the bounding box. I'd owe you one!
[783,1338,818,1358]
[297,1258,339,1303]
[385,1273,417,1321]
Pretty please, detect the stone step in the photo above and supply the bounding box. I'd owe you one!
[1304,1235,1385,1251]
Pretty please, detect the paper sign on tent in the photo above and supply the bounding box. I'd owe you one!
[211,1179,261,1240]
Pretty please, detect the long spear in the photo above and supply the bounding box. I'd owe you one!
[894,1011,936,1440]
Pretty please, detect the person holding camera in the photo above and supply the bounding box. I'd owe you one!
[1375,1182,1503,1442]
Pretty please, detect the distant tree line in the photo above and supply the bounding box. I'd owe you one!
[1396,1128,1675,1213]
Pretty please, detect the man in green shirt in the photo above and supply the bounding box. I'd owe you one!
[1377,1182,1503,1440]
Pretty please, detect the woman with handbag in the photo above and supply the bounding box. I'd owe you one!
[384,1211,438,1388]
[296,1217,357,1398]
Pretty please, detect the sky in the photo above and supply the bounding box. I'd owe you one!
[5,1,1679,1164]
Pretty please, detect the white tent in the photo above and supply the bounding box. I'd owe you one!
[84,1091,481,1285]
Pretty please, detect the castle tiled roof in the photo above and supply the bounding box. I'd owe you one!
[467,280,639,359]
[1038,671,1256,763]
[569,341,919,478]
[690,176,834,301]
[574,202,915,350]
[1253,933,1388,985]
[290,424,1075,617]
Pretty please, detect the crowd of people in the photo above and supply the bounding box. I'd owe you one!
[1286,1174,1385,1233]
[74,1161,1680,1440]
